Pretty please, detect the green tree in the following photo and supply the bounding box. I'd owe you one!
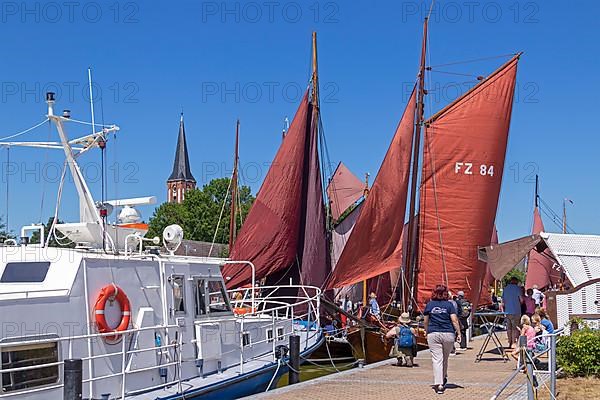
[30,217,75,248]
[0,216,13,242]
[502,268,526,286]
[147,177,254,245]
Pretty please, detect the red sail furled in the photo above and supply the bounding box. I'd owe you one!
[327,163,365,221]
[223,92,318,288]
[325,87,416,290]
[417,56,519,309]
[300,108,330,288]
[479,226,499,305]
[525,208,560,289]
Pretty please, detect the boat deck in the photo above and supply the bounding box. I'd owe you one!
[253,336,554,400]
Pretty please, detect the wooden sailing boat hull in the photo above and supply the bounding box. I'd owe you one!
[309,336,355,363]
[346,328,393,364]
[346,327,428,364]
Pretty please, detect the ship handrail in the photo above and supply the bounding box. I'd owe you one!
[0,285,321,398]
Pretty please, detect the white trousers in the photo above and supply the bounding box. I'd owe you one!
[427,332,455,385]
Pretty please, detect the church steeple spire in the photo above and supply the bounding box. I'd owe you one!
[167,113,196,203]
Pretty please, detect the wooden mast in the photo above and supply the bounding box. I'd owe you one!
[535,174,539,207]
[229,119,240,252]
[312,32,319,109]
[405,17,429,311]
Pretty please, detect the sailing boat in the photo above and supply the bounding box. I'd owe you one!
[325,16,521,363]
[222,32,330,293]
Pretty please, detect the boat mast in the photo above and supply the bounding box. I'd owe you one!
[406,17,429,310]
[312,32,319,110]
[535,174,539,207]
[229,119,240,252]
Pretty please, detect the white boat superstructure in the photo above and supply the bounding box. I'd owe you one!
[0,92,323,399]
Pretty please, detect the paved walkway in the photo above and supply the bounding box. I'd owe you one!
[254,337,551,400]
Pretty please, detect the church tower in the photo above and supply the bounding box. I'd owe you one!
[167,113,196,203]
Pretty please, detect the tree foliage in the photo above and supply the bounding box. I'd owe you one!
[502,268,526,287]
[30,217,74,248]
[0,216,12,242]
[147,178,254,245]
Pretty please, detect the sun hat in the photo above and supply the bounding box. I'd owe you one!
[399,312,411,324]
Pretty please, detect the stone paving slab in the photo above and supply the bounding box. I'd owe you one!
[254,337,544,400]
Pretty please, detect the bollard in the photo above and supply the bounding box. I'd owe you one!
[63,359,83,400]
[288,335,300,385]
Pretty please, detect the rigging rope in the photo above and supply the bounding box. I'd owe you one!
[208,173,233,257]
[0,118,49,141]
[3,147,9,233]
[428,53,517,69]
[38,120,52,224]
[66,117,115,129]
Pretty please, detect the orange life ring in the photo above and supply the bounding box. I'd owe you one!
[93,284,131,341]
[233,307,255,315]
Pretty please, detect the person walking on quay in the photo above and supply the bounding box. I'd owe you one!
[455,291,471,350]
[502,277,522,348]
[386,312,417,367]
[424,285,462,395]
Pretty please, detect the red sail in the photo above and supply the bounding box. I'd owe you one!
[325,88,416,289]
[300,108,330,288]
[327,163,365,220]
[417,56,519,309]
[525,208,560,289]
[223,92,327,288]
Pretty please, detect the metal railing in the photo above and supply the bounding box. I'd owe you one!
[0,285,321,399]
[490,328,564,400]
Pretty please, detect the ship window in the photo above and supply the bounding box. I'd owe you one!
[242,332,251,347]
[266,329,274,343]
[193,279,207,317]
[207,280,231,313]
[277,327,285,341]
[0,262,51,283]
[1,342,59,392]
[170,275,186,315]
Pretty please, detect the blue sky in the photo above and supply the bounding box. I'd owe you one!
[0,1,598,241]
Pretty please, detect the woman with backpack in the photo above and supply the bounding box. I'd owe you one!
[386,312,417,367]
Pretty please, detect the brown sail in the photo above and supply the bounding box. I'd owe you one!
[325,87,416,290]
[479,226,498,305]
[223,91,328,288]
[416,55,520,308]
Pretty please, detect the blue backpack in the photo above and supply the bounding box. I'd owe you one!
[397,326,415,348]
